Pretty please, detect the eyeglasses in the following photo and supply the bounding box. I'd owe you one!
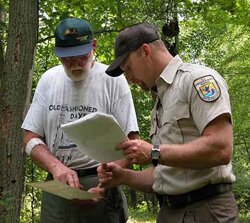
[59,53,91,63]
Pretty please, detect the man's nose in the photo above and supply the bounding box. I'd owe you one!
[70,57,88,66]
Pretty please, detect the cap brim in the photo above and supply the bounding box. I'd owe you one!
[105,52,129,77]
[54,42,92,57]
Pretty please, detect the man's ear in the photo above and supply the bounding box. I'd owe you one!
[92,38,97,52]
[141,43,151,57]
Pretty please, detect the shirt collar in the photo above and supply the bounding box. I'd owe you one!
[159,55,183,84]
[155,55,183,99]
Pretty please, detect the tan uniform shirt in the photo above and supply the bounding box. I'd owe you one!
[151,55,236,195]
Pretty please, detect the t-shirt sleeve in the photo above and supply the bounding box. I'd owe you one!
[21,76,46,137]
[183,68,232,134]
[111,76,139,136]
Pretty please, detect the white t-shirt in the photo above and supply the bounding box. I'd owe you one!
[22,62,139,169]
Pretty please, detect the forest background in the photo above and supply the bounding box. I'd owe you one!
[0,0,249,222]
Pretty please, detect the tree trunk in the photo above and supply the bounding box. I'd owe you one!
[0,0,38,222]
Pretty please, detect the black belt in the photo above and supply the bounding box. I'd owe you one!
[73,167,98,177]
[157,183,232,208]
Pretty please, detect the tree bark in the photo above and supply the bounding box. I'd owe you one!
[0,0,38,222]
[0,3,5,79]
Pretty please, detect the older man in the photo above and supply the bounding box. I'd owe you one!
[22,18,139,223]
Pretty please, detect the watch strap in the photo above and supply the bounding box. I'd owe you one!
[152,158,159,166]
[151,144,160,166]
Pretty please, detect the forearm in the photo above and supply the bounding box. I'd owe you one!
[114,158,131,168]
[23,131,81,188]
[120,167,154,193]
[160,140,225,169]
[31,144,64,174]
[159,118,233,169]
[23,130,64,174]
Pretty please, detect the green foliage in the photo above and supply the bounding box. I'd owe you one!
[128,201,156,223]
[130,85,154,141]
[0,0,245,221]
[239,213,250,223]
[20,158,47,223]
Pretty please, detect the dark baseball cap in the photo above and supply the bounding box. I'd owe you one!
[54,18,93,57]
[106,23,160,77]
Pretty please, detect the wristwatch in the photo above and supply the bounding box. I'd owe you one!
[151,145,160,166]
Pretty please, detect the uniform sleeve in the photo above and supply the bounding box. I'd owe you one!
[183,67,232,134]
[21,76,46,137]
[111,76,139,136]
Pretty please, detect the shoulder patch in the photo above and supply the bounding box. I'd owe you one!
[193,75,221,102]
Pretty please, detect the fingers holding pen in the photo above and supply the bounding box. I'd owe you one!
[97,163,111,185]
[97,163,122,188]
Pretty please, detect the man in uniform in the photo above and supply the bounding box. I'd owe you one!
[98,23,238,223]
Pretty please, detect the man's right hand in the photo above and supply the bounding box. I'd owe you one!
[51,164,82,189]
[23,131,82,189]
[97,163,123,188]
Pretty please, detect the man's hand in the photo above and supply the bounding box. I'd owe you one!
[117,139,152,165]
[72,183,104,208]
[51,164,82,189]
[88,183,105,200]
[97,163,123,188]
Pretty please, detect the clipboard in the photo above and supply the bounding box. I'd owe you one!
[29,180,100,200]
[61,112,127,163]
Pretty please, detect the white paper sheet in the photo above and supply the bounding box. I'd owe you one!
[61,112,127,163]
[29,180,99,200]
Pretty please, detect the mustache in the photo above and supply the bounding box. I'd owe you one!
[70,66,84,71]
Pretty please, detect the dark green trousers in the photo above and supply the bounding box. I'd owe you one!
[40,174,128,223]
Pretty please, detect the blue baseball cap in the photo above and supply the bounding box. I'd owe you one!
[54,18,93,57]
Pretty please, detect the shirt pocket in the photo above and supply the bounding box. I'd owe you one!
[162,102,190,123]
[159,102,191,144]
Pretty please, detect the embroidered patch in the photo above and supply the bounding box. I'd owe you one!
[193,75,221,102]
[64,28,77,36]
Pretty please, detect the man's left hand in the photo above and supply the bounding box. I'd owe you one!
[117,139,152,165]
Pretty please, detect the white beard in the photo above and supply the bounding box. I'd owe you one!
[63,53,93,82]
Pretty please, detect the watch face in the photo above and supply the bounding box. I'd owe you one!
[151,150,160,159]
[151,145,160,166]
